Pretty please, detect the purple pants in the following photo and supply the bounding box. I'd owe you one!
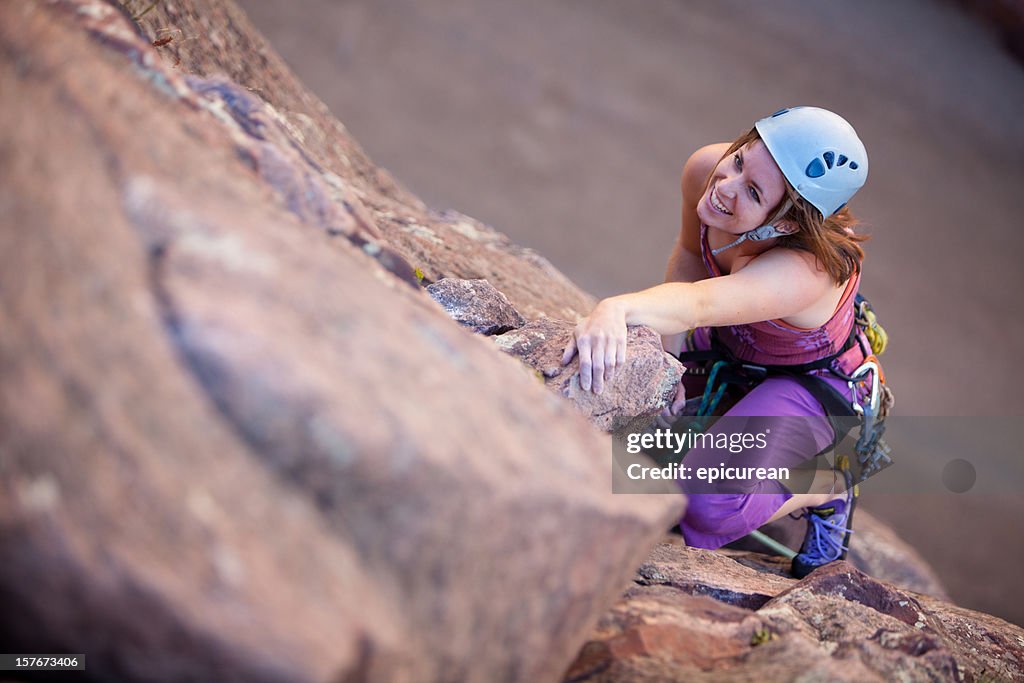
[678,367,856,550]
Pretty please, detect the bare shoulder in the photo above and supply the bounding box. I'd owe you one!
[745,247,833,290]
[682,142,729,203]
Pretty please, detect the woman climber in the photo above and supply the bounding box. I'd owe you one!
[561,106,885,577]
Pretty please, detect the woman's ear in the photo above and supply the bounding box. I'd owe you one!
[773,219,799,235]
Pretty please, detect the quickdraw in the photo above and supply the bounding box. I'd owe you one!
[846,353,894,481]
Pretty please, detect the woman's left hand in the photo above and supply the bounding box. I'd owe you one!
[561,298,628,394]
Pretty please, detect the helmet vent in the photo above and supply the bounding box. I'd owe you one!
[805,158,826,178]
[807,152,859,178]
[771,108,790,117]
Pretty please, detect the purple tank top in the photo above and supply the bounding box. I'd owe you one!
[699,224,866,374]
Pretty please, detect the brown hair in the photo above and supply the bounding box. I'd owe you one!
[715,128,867,285]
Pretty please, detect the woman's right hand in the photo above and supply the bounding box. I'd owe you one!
[561,298,628,395]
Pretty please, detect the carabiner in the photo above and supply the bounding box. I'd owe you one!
[848,360,881,416]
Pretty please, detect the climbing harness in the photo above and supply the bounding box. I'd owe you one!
[676,293,894,483]
[670,298,890,565]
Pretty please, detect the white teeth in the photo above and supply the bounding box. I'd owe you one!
[711,186,732,215]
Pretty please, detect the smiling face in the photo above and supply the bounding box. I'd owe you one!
[697,139,789,236]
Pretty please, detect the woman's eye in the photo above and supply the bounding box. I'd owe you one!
[734,153,757,201]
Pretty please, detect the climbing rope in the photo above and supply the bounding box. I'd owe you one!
[748,530,797,559]
[696,360,731,419]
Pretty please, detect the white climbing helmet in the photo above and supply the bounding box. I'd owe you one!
[754,106,868,218]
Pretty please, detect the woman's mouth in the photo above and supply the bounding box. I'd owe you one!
[709,185,733,216]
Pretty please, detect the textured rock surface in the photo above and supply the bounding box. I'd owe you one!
[636,544,794,611]
[0,2,680,681]
[426,278,526,335]
[567,538,1024,682]
[494,318,684,432]
[128,0,597,323]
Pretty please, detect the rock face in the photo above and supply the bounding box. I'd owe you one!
[126,0,597,323]
[0,2,680,682]
[495,319,684,432]
[567,538,1024,682]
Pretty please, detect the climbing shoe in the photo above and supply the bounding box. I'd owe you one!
[791,463,857,579]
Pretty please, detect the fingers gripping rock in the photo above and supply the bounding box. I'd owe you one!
[494,318,684,431]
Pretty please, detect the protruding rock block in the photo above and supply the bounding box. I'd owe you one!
[495,318,684,432]
[426,277,526,335]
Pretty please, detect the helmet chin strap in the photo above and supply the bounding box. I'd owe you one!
[710,199,794,256]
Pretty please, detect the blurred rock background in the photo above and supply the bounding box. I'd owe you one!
[235,0,1024,624]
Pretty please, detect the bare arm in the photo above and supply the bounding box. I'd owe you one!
[663,240,707,286]
[665,142,728,283]
[661,142,729,354]
[627,249,831,334]
[563,248,833,392]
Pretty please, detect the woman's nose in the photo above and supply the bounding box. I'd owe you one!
[718,175,738,197]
